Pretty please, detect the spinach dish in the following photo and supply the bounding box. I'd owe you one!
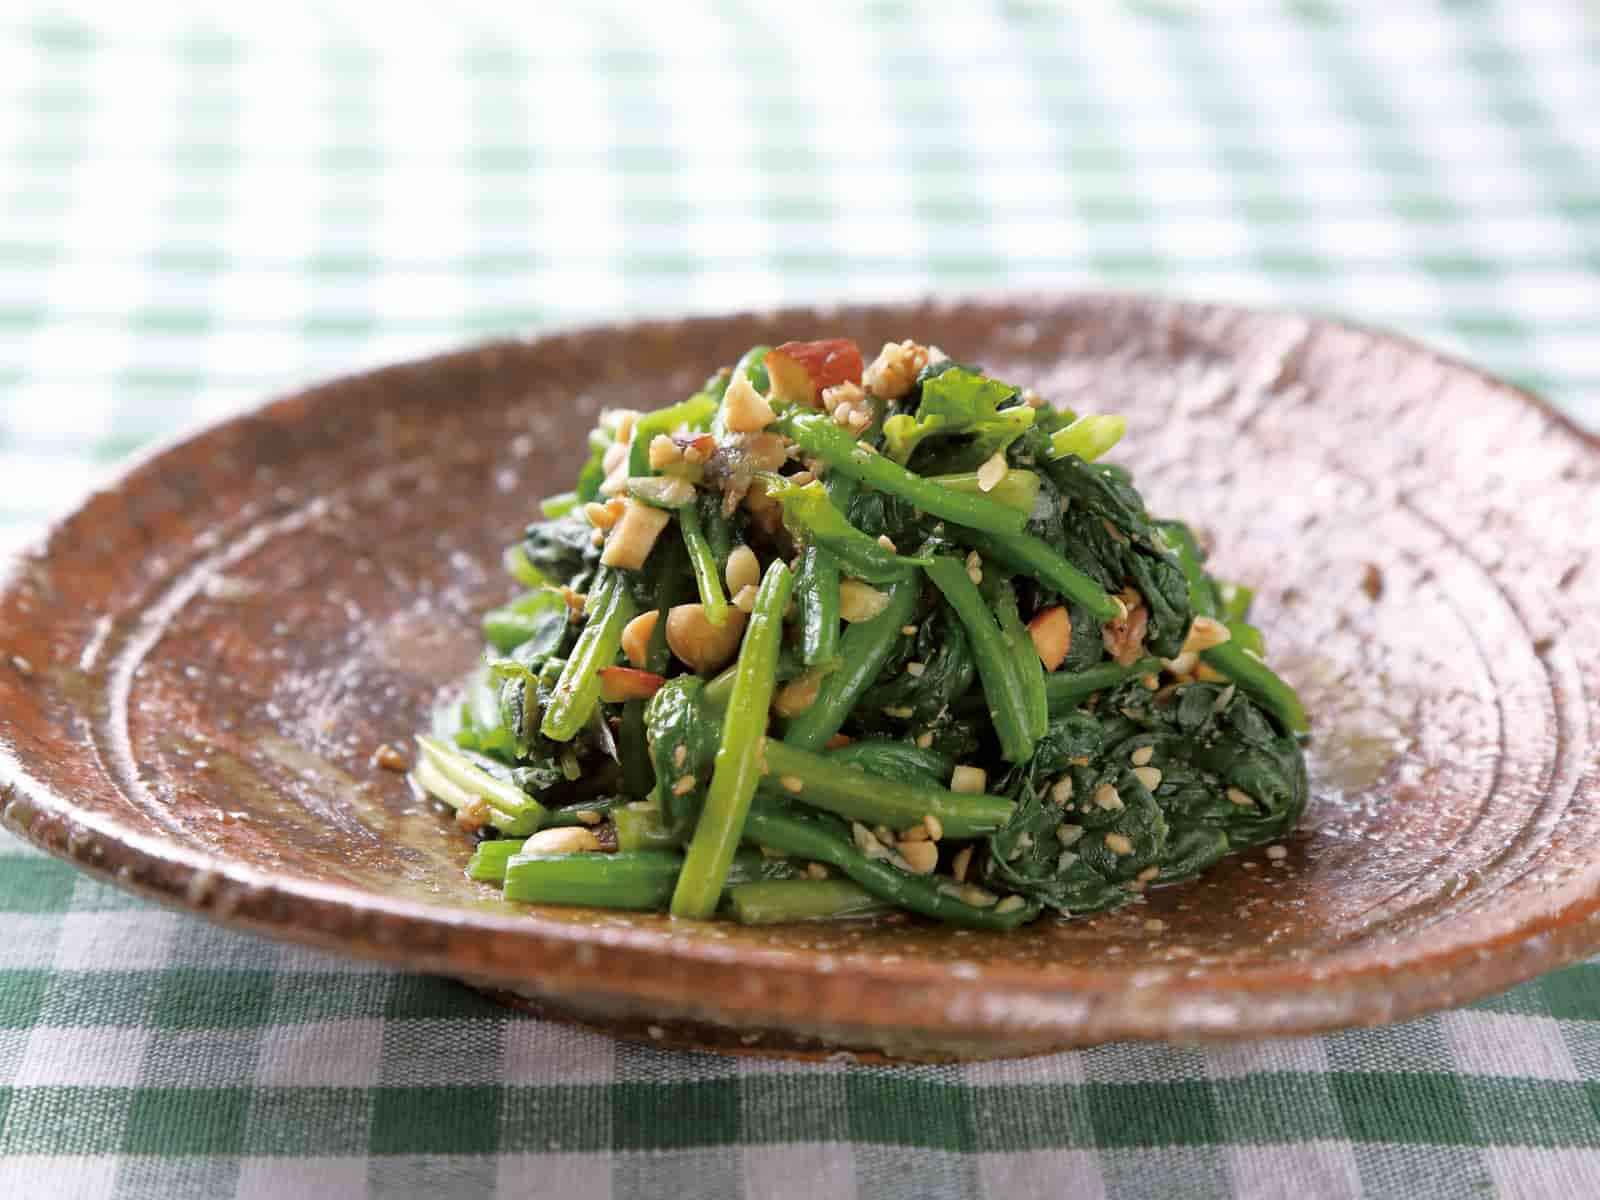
[413,337,1309,928]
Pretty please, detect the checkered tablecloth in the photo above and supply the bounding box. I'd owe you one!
[3,3,1598,1196]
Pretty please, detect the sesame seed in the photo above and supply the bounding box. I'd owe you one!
[1094,783,1124,811]
[1136,865,1159,882]
[900,824,930,842]
[904,661,926,677]
[883,705,915,719]
[875,824,897,846]
[1243,860,1259,869]
[1056,823,1084,846]
[1105,832,1134,856]
[951,846,973,882]
[672,774,697,796]
[900,624,919,636]
[964,550,983,585]
[1266,844,1288,860]
[1227,787,1254,807]
[779,775,805,794]
[1057,850,1079,872]
[959,885,998,908]
[995,895,1026,914]
[923,814,943,842]
[877,534,897,552]
[673,744,688,768]
[915,731,935,749]
[1144,918,1165,932]
[575,809,603,826]
[1050,776,1074,805]
[1141,674,1160,691]
[1130,745,1154,767]
[806,862,830,880]
[1132,766,1163,791]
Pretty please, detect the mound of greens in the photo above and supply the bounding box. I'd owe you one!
[415,337,1309,928]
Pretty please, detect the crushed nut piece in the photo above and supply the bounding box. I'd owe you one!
[1132,766,1163,792]
[899,840,939,875]
[863,339,929,399]
[950,765,987,794]
[951,845,974,882]
[1105,832,1134,856]
[370,744,407,771]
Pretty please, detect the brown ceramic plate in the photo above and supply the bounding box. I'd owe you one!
[3,294,1598,1061]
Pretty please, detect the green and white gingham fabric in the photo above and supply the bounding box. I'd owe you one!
[3,3,1598,1196]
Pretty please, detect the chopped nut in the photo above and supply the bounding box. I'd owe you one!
[524,825,603,854]
[575,809,603,826]
[621,610,660,669]
[1144,917,1165,932]
[915,731,934,749]
[900,624,919,636]
[774,667,827,718]
[600,499,673,570]
[672,774,698,797]
[779,774,805,794]
[370,743,408,771]
[722,373,777,432]
[1094,783,1124,811]
[965,550,984,585]
[877,534,897,553]
[665,602,748,673]
[1266,843,1288,861]
[1027,606,1072,672]
[584,499,623,529]
[900,824,930,843]
[1102,588,1149,666]
[959,884,998,908]
[1194,662,1228,683]
[559,585,588,620]
[1182,616,1232,654]
[725,544,761,595]
[1132,766,1163,792]
[1130,745,1154,767]
[1227,786,1255,807]
[975,451,1008,493]
[904,661,926,678]
[1049,776,1074,806]
[1105,832,1134,856]
[899,840,939,875]
[863,339,929,400]
[839,579,890,623]
[924,814,944,842]
[1055,823,1084,846]
[882,705,915,719]
[851,821,890,859]
[673,744,688,768]
[995,895,1026,914]
[602,440,628,475]
[950,765,987,794]
[648,434,682,469]
[1163,650,1199,677]
[805,862,830,880]
[951,845,974,882]
[1136,865,1159,883]
[732,583,759,613]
